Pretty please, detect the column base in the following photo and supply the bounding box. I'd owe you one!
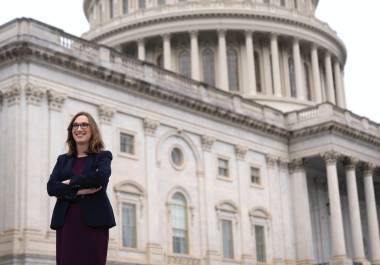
[296,259,315,265]
[205,249,221,265]
[241,254,255,265]
[146,243,164,265]
[329,256,352,265]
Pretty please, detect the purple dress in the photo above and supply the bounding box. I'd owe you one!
[56,157,109,265]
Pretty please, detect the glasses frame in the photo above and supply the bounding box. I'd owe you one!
[72,122,90,130]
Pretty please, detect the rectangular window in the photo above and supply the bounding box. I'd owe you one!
[120,132,134,154]
[218,158,229,177]
[222,220,234,259]
[122,203,137,248]
[123,0,129,14]
[255,225,266,262]
[138,0,146,9]
[250,167,261,185]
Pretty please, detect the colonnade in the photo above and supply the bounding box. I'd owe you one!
[291,152,380,264]
[123,30,347,108]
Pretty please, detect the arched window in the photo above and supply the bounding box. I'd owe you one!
[123,0,129,14]
[178,50,191,78]
[156,54,163,68]
[294,0,298,9]
[280,0,286,7]
[171,192,188,254]
[288,57,297,98]
[249,208,271,263]
[254,51,262,93]
[227,48,239,91]
[109,0,114,18]
[202,48,215,86]
[304,63,312,100]
[138,0,145,9]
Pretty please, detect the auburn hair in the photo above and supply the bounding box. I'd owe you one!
[66,111,104,155]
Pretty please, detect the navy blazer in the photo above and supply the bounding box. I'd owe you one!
[47,150,116,230]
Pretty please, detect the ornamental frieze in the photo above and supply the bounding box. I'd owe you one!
[2,84,21,106]
[98,105,115,124]
[47,90,67,111]
[200,135,215,152]
[25,83,45,106]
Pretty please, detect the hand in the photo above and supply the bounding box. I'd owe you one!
[61,179,70,185]
[76,187,102,195]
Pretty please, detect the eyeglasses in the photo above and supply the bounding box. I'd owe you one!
[72,122,90,130]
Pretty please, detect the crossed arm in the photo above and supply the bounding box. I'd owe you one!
[47,151,112,201]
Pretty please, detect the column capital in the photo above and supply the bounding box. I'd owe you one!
[363,163,375,177]
[47,89,67,111]
[201,135,215,152]
[98,105,115,125]
[25,83,45,106]
[144,118,160,136]
[288,158,305,173]
[244,30,254,37]
[322,150,340,165]
[189,30,198,38]
[162,33,171,40]
[137,38,145,45]
[266,154,278,168]
[343,156,359,170]
[235,145,248,160]
[217,29,226,36]
[278,158,290,171]
[1,84,21,106]
[270,32,278,39]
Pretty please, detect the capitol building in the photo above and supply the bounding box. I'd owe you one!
[0,0,379,264]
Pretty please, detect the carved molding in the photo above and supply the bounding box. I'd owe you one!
[288,158,305,173]
[2,84,21,106]
[266,154,278,168]
[143,118,159,136]
[167,255,201,265]
[47,89,67,111]
[25,83,45,106]
[235,144,248,160]
[322,150,340,165]
[201,135,215,152]
[98,105,115,124]
[278,158,290,171]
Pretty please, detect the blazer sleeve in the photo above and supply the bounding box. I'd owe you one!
[47,155,78,201]
[70,151,112,189]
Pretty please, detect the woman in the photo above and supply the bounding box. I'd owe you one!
[47,111,116,265]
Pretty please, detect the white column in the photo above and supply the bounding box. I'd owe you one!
[217,29,229,91]
[363,163,380,265]
[311,45,322,103]
[292,38,305,100]
[143,118,164,264]
[190,31,200,81]
[324,52,336,104]
[163,34,172,71]
[322,151,347,263]
[201,136,221,265]
[270,34,282,97]
[137,39,146,61]
[289,158,314,264]
[245,31,257,96]
[344,157,367,263]
[235,145,254,265]
[266,155,285,264]
[333,60,346,108]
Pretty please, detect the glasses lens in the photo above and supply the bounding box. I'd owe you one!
[72,123,89,129]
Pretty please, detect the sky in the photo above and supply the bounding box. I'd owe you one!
[0,1,379,123]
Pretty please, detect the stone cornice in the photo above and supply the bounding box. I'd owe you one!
[85,8,344,60]
[290,121,380,148]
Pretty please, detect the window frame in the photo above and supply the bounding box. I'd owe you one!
[249,208,271,264]
[217,156,231,180]
[117,129,138,160]
[249,164,263,188]
[114,181,145,250]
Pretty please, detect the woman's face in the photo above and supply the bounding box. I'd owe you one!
[72,115,92,145]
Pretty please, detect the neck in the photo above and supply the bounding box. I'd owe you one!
[76,143,89,157]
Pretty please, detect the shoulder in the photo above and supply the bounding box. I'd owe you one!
[97,150,113,160]
[57,153,71,161]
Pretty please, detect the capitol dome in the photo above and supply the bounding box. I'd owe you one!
[82,0,346,111]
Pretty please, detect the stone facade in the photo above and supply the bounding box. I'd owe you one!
[0,1,379,265]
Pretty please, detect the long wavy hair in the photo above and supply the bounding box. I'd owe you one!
[66,111,104,155]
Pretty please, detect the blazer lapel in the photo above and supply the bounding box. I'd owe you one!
[83,153,95,176]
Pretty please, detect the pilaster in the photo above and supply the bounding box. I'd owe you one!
[163,33,172,71]
[190,31,200,81]
[292,38,305,100]
[270,34,282,97]
[217,29,229,91]
[245,31,257,96]
[324,52,336,104]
